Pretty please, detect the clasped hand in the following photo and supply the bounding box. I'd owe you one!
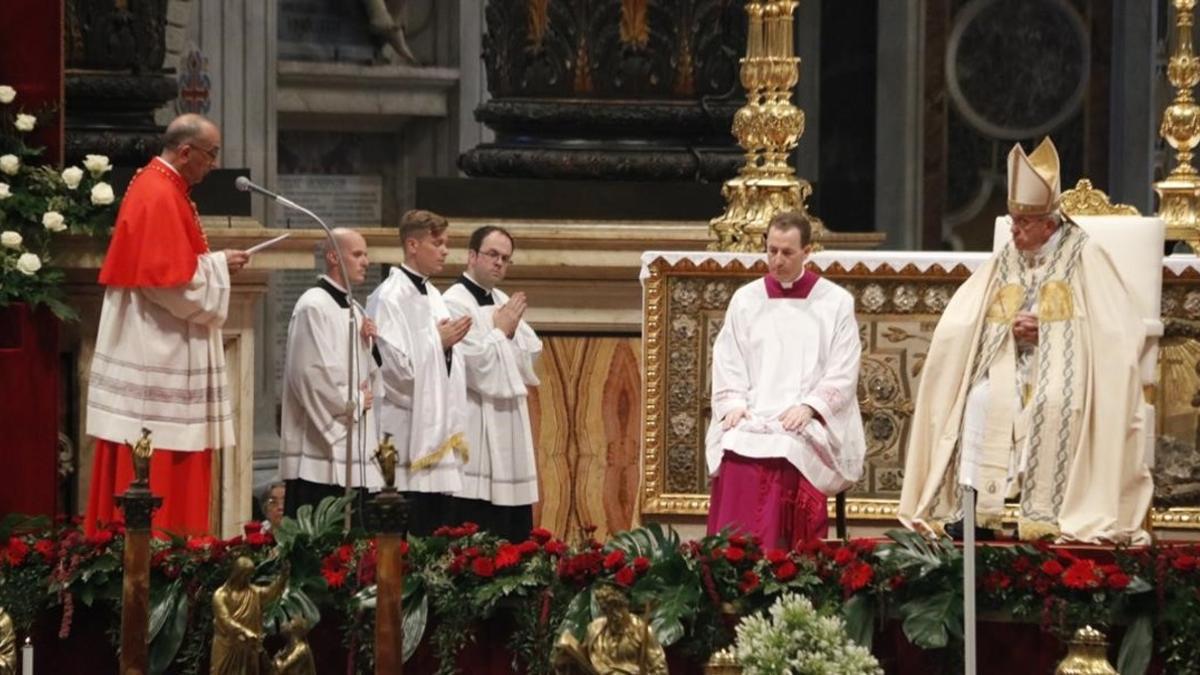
[720,404,815,433]
[1012,311,1038,346]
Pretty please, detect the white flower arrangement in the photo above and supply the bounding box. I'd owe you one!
[734,593,882,675]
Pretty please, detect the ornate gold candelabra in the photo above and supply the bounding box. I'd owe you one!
[709,0,822,252]
[1156,0,1200,249]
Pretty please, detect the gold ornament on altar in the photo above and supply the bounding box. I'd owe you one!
[0,607,13,675]
[552,585,668,675]
[1054,625,1118,675]
[210,556,289,675]
[375,432,398,489]
[127,427,153,487]
[271,616,316,675]
[710,0,824,253]
[704,646,741,675]
[1156,0,1200,248]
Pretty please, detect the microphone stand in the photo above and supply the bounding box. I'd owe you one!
[245,181,361,533]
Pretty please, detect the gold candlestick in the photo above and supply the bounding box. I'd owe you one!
[709,0,822,253]
[1156,0,1200,248]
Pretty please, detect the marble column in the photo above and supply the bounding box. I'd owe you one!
[875,0,924,251]
[1108,0,1159,214]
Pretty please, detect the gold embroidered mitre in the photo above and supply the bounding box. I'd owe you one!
[1007,137,1061,216]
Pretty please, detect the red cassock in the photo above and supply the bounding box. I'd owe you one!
[85,159,228,537]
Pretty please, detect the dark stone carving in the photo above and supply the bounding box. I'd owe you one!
[467,0,749,181]
[116,488,162,530]
[66,0,168,73]
[63,0,176,168]
[367,489,409,535]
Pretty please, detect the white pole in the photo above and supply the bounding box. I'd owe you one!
[963,489,977,675]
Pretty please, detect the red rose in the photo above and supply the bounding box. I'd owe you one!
[433,526,452,537]
[1040,560,1064,577]
[833,547,855,566]
[460,522,480,536]
[88,530,116,548]
[603,550,626,570]
[739,570,761,593]
[545,540,567,557]
[1062,560,1100,590]
[530,527,553,544]
[1012,556,1032,574]
[33,538,55,559]
[850,539,877,555]
[889,574,905,590]
[449,555,467,575]
[322,568,348,588]
[472,557,495,578]
[495,544,522,570]
[633,556,650,573]
[464,546,481,559]
[398,540,409,557]
[982,570,1012,592]
[516,540,539,556]
[840,562,874,592]
[729,534,747,548]
[1172,555,1197,573]
[5,538,29,566]
[775,561,798,581]
[1106,572,1130,590]
[243,522,262,535]
[765,549,788,565]
[723,547,746,564]
[151,549,170,569]
[615,566,636,587]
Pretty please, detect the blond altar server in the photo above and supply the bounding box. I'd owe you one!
[899,137,1153,544]
[366,209,471,535]
[85,114,249,536]
[705,212,866,548]
[280,228,383,523]
[443,226,543,542]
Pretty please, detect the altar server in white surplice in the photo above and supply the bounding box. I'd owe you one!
[280,228,383,525]
[443,226,543,542]
[366,209,471,536]
[705,211,866,549]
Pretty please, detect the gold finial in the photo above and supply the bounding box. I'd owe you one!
[374,432,398,489]
[1060,179,1140,217]
[709,0,824,253]
[128,428,153,487]
[1054,625,1117,674]
[1156,0,1200,247]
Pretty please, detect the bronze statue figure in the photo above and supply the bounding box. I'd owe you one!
[375,432,398,489]
[552,585,668,675]
[210,556,289,675]
[272,616,317,675]
[0,607,14,675]
[128,427,153,486]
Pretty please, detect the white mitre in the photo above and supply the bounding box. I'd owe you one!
[1007,137,1060,216]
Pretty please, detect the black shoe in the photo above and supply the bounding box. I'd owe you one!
[944,519,995,542]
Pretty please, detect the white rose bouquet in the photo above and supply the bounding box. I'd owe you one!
[0,83,119,319]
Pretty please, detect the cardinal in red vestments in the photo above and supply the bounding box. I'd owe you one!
[84,114,250,537]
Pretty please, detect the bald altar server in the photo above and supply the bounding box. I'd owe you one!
[280,228,383,522]
[899,137,1153,544]
[443,226,543,542]
[367,209,471,535]
[706,211,866,548]
[85,114,249,536]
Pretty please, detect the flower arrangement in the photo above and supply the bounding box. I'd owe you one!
[0,514,1193,675]
[0,83,118,320]
[734,592,882,675]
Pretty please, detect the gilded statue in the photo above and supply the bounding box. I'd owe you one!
[0,607,14,675]
[128,427,153,486]
[210,556,289,675]
[272,616,317,675]
[552,585,668,675]
[375,432,398,489]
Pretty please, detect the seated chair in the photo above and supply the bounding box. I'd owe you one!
[992,178,1164,475]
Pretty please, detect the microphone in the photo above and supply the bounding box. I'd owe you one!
[234,176,283,201]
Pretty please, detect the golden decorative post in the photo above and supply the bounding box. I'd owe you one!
[1156,0,1200,249]
[709,0,821,252]
[118,429,161,675]
[369,434,407,675]
[1054,626,1118,675]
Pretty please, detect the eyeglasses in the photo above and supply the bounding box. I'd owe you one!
[478,249,513,265]
[188,143,220,161]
